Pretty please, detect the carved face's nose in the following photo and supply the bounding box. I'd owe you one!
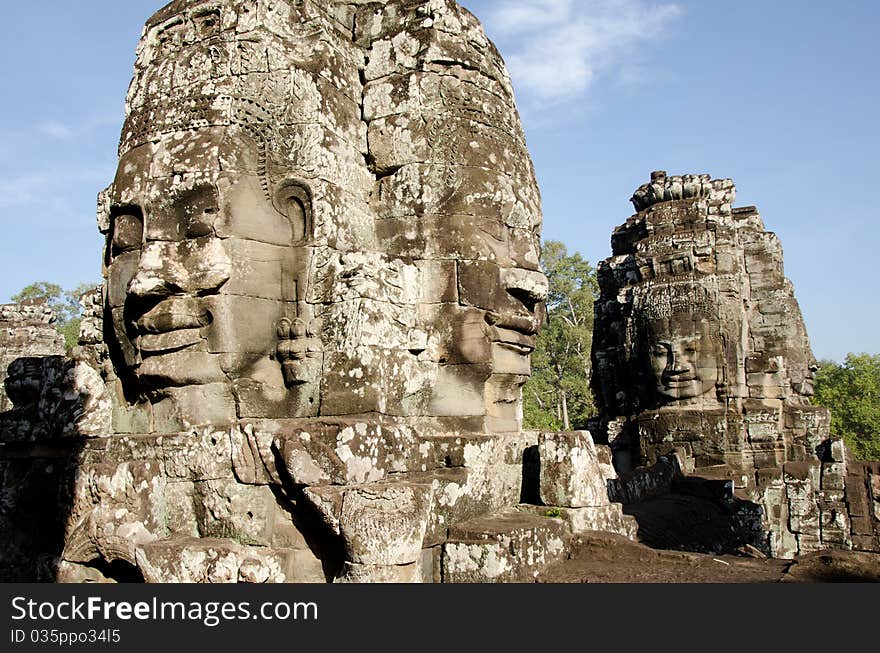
[502,268,549,315]
[128,239,232,299]
[667,347,692,374]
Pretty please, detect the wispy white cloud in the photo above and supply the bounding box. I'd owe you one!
[488,0,575,33]
[0,172,51,209]
[40,121,74,139]
[0,167,110,210]
[483,0,682,102]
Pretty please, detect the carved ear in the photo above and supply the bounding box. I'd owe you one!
[272,180,312,244]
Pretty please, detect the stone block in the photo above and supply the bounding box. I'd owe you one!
[427,365,489,417]
[339,482,434,566]
[797,534,822,554]
[302,485,346,536]
[193,480,280,546]
[420,546,441,584]
[610,456,681,505]
[155,384,237,429]
[518,504,637,541]
[318,348,433,417]
[821,462,846,491]
[135,538,290,583]
[285,549,328,584]
[163,481,200,538]
[274,420,418,486]
[538,431,611,508]
[416,259,458,304]
[111,402,151,435]
[852,535,880,552]
[161,427,234,482]
[229,424,281,486]
[422,463,523,546]
[415,434,501,470]
[443,511,571,583]
[830,438,847,463]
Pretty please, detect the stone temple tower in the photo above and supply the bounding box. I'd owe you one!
[592,171,880,557]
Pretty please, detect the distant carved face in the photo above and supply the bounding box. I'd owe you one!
[105,128,313,403]
[646,315,721,403]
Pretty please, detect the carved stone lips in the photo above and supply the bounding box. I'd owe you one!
[132,298,211,354]
[136,328,204,354]
[663,375,698,388]
[486,312,540,352]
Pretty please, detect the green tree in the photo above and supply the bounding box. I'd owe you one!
[813,353,880,461]
[523,241,597,431]
[11,281,96,351]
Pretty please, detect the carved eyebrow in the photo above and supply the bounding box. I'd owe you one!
[156,17,184,39]
[109,203,143,215]
[192,6,221,19]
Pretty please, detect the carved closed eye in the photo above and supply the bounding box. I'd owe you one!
[184,206,217,239]
[169,184,219,239]
[157,18,184,49]
[193,10,221,37]
[109,209,144,259]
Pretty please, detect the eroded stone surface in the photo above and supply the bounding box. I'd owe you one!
[0,301,65,414]
[442,510,570,583]
[537,431,610,508]
[134,538,292,583]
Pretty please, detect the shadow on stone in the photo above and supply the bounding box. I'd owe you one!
[0,357,87,581]
[520,445,542,505]
[622,475,766,556]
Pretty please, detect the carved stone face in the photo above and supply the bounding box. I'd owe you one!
[646,315,721,403]
[105,128,313,406]
[101,0,546,430]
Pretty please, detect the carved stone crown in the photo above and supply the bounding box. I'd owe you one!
[634,281,719,321]
[631,171,736,213]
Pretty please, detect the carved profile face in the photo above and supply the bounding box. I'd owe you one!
[104,127,315,409]
[645,315,722,404]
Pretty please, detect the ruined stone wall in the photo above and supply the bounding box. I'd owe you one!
[845,456,880,552]
[593,172,880,557]
[0,301,65,412]
[0,303,68,578]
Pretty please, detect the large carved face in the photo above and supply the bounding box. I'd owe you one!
[102,0,546,430]
[105,128,315,410]
[645,315,721,403]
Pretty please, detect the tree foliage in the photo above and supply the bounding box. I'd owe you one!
[813,353,880,461]
[11,281,96,351]
[523,241,598,431]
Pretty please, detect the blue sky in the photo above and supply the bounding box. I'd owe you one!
[0,0,877,362]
